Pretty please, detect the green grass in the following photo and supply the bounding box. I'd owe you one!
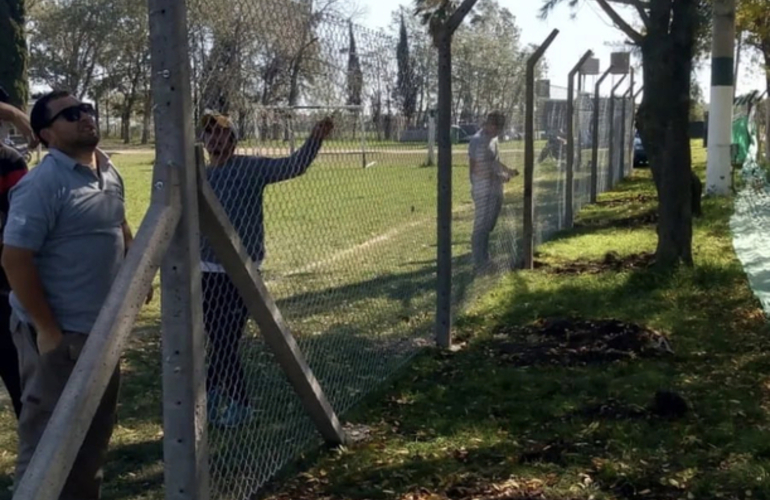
[0,141,617,500]
[251,144,770,500]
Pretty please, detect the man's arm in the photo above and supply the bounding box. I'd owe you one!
[121,220,133,255]
[1,247,62,351]
[254,117,334,184]
[0,102,38,147]
[121,220,153,304]
[3,173,62,352]
[497,161,519,178]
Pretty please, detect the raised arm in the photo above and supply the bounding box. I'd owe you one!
[0,102,38,147]
[255,117,334,184]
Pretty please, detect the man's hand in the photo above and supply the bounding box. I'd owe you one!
[16,117,39,149]
[499,164,520,183]
[311,117,334,141]
[37,327,64,355]
[0,102,38,148]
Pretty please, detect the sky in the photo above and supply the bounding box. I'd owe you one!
[359,0,766,104]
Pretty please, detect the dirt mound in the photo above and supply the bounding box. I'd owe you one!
[401,478,580,500]
[535,252,655,275]
[574,390,688,421]
[596,194,655,207]
[575,209,658,229]
[492,318,673,367]
[519,438,577,466]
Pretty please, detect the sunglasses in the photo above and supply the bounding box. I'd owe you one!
[46,103,96,127]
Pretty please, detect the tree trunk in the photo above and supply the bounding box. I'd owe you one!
[734,31,742,101]
[121,109,131,144]
[94,98,101,133]
[140,88,151,144]
[636,2,699,268]
[0,0,29,108]
[764,50,770,160]
[104,98,111,138]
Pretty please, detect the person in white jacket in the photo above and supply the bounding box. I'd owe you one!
[468,112,519,272]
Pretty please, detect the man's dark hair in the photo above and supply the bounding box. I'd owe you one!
[485,111,506,130]
[30,90,72,147]
[0,86,9,104]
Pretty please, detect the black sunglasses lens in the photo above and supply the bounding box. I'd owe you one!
[59,104,96,122]
[60,108,81,122]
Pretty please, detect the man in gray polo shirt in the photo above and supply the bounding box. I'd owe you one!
[2,90,139,499]
[468,111,519,272]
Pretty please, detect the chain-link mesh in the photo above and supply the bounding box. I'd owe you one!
[187,3,436,497]
[448,94,526,316]
[534,84,569,246]
[146,1,642,496]
[596,96,612,193]
[610,94,624,186]
[573,89,594,213]
[624,96,637,178]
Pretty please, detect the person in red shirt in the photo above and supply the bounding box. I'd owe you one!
[0,86,35,417]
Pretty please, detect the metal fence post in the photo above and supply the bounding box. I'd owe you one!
[359,110,367,168]
[434,0,478,348]
[523,29,559,270]
[435,32,453,348]
[631,86,643,172]
[620,87,631,179]
[620,68,635,178]
[427,109,436,166]
[566,50,593,228]
[607,74,627,189]
[591,67,613,203]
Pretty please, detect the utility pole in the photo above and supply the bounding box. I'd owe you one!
[705,0,736,195]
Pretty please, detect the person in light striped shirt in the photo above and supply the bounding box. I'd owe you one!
[468,112,519,272]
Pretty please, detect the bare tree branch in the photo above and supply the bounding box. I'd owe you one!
[446,0,479,34]
[607,0,649,8]
[595,0,644,43]
[608,0,650,27]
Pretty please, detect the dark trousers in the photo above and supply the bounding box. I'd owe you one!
[202,272,250,404]
[0,294,22,417]
[12,314,120,500]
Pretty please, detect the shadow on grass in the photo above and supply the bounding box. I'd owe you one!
[0,166,645,500]
[262,248,770,499]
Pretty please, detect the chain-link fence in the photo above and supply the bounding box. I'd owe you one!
[186,2,441,497]
[182,3,637,495]
[573,90,594,212]
[533,84,569,245]
[2,8,638,500]
[0,4,636,500]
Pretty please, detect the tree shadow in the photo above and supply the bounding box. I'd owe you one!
[258,253,770,500]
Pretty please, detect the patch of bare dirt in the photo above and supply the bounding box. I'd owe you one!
[534,251,655,275]
[518,438,578,466]
[596,194,655,207]
[491,318,673,367]
[575,209,658,229]
[573,390,689,422]
[401,478,580,500]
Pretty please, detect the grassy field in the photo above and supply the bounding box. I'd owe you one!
[0,139,617,500]
[251,144,770,500]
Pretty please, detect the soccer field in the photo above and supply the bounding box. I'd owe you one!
[0,144,592,499]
